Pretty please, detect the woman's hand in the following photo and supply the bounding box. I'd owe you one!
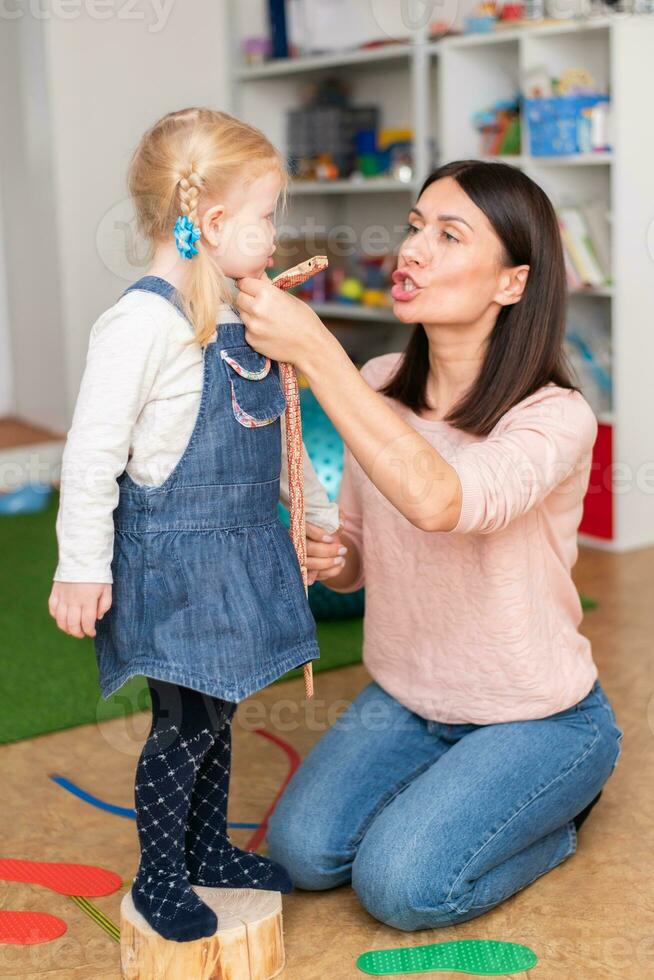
[48,582,112,639]
[235,275,326,369]
[306,521,349,585]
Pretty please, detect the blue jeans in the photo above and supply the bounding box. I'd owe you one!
[266,678,623,931]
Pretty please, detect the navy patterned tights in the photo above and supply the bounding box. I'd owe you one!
[131,678,292,942]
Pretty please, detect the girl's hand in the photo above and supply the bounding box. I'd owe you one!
[235,275,324,368]
[306,521,348,585]
[48,582,112,639]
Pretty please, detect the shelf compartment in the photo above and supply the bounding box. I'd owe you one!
[480,154,612,166]
[235,43,413,80]
[290,177,417,196]
[309,302,396,322]
[430,15,612,53]
[526,153,612,166]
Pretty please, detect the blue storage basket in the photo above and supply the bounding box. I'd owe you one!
[524,95,609,157]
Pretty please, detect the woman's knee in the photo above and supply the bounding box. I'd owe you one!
[351,841,458,931]
[266,789,352,891]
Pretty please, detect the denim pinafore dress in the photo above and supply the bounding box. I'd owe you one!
[94,275,320,702]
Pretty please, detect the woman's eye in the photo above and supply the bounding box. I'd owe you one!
[442,230,459,243]
[404,223,420,236]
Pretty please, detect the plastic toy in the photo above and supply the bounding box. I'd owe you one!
[337,277,365,304]
[465,2,497,33]
[361,288,388,308]
[0,857,122,897]
[356,939,538,976]
[0,483,52,515]
[0,910,67,946]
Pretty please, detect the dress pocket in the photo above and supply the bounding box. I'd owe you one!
[220,345,287,428]
[102,531,146,651]
[159,549,191,612]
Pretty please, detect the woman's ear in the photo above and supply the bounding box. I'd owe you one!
[495,264,529,307]
[200,203,225,248]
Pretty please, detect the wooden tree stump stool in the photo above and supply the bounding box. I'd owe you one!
[120,886,285,980]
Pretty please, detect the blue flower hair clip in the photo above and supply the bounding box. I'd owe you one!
[173,214,201,260]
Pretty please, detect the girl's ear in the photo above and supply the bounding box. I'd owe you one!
[495,264,529,307]
[200,203,225,248]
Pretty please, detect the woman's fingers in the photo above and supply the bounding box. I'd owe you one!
[305,523,344,584]
[235,276,271,317]
[307,553,345,571]
[306,523,347,558]
[305,522,347,579]
[235,289,255,317]
[308,539,347,558]
[315,564,346,582]
[306,520,336,542]
[236,276,266,298]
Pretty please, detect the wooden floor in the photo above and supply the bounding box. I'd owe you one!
[0,416,63,449]
[0,544,652,979]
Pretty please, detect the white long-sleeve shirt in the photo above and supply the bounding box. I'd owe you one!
[54,288,340,583]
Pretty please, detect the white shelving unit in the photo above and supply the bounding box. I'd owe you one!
[229,5,654,551]
[234,41,413,78]
[289,176,414,195]
[311,301,396,322]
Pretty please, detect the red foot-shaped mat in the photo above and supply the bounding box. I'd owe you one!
[0,858,122,897]
[0,910,67,945]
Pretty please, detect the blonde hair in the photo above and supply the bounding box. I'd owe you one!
[128,107,288,347]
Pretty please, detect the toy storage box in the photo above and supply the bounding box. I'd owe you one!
[524,95,609,156]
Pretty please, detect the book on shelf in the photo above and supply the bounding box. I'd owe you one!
[580,201,611,281]
[557,205,611,289]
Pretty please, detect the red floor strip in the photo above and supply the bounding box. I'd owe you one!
[245,729,301,853]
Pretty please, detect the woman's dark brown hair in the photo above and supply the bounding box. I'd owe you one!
[379,160,577,435]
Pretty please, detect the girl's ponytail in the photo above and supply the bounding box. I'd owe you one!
[174,167,228,347]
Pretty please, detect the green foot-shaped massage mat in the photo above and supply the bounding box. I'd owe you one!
[356,939,538,976]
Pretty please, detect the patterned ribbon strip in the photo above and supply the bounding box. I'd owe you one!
[271,256,329,700]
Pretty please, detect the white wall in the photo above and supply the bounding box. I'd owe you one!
[0,188,12,416]
[0,0,233,431]
[0,14,68,431]
[44,1,232,421]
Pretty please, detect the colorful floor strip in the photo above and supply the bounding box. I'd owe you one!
[68,895,120,943]
[245,729,301,853]
[50,775,259,830]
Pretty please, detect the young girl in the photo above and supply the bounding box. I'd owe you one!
[48,107,341,943]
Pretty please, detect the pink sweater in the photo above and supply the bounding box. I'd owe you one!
[332,353,599,724]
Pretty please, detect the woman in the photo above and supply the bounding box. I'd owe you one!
[235,161,624,930]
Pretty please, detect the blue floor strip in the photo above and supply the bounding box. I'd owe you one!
[50,774,260,830]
